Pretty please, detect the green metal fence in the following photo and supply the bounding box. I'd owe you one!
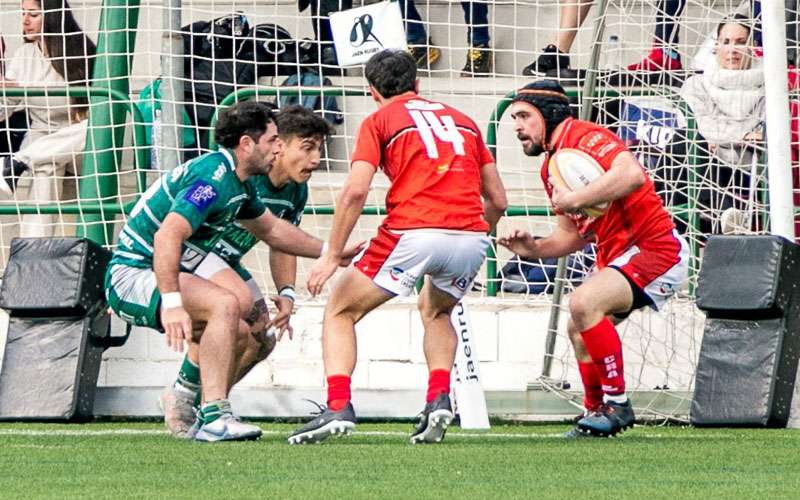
[1,84,716,296]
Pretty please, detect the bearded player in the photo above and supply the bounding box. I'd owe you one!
[288,49,508,445]
[498,80,689,438]
[159,105,334,438]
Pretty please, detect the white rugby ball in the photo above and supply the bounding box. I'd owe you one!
[548,148,609,217]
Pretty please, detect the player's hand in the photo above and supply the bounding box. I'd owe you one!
[550,179,582,214]
[338,240,366,266]
[497,230,539,259]
[268,294,294,341]
[161,306,192,352]
[307,255,339,297]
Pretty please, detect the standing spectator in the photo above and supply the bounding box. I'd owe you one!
[627,0,685,71]
[0,0,95,237]
[404,0,493,76]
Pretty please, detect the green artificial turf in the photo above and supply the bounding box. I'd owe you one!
[0,422,798,499]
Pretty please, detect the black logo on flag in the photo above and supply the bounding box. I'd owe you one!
[350,14,383,47]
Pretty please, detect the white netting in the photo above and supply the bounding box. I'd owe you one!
[1,0,798,419]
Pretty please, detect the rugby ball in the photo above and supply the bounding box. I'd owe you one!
[548,148,609,217]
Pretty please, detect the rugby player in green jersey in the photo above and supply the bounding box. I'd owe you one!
[105,102,361,442]
[160,106,334,437]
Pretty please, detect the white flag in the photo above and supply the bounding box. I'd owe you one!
[330,1,408,66]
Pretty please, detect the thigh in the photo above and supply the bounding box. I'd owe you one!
[194,252,253,317]
[325,267,394,323]
[574,266,635,318]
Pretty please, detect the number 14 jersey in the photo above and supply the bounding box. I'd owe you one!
[351,93,495,232]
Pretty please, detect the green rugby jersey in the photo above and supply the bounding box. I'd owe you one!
[110,149,266,271]
[212,175,309,265]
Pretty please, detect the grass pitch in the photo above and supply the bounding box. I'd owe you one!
[1,422,799,499]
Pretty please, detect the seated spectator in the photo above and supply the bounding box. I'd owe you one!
[680,15,764,235]
[0,0,95,238]
[0,35,29,157]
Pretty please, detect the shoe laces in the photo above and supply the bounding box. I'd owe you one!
[467,47,485,62]
[302,398,328,417]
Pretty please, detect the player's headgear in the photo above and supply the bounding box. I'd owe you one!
[511,80,573,142]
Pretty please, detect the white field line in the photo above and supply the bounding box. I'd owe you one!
[0,428,737,439]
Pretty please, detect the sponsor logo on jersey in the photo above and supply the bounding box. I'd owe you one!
[184,181,218,212]
[388,266,418,288]
[389,266,404,281]
[452,277,469,291]
[212,163,226,182]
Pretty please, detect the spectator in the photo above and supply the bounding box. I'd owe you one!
[627,0,685,71]
[680,16,764,235]
[0,0,95,238]
[521,0,591,75]
[522,0,685,75]
[403,0,493,76]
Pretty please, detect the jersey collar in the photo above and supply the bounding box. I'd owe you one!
[219,148,237,171]
[548,117,575,154]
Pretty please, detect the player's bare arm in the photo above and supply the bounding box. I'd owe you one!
[153,213,194,352]
[498,215,586,260]
[269,249,296,340]
[551,151,645,214]
[306,160,375,296]
[479,162,508,232]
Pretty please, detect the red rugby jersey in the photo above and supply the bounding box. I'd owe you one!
[351,93,495,232]
[541,117,675,267]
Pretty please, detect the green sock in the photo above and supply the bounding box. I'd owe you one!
[199,399,231,425]
[175,355,201,397]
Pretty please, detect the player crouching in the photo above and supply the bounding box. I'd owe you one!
[159,106,334,439]
[499,80,688,438]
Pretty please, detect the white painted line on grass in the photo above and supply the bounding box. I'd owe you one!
[0,428,735,440]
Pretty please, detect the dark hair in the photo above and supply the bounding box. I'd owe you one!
[214,101,276,148]
[364,50,416,99]
[276,105,334,142]
[717,13,753,38]
[34,0,96,108]
[511,80,574,141]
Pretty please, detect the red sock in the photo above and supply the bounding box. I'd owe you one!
[327,375,351,411]
[577,361,603,411]
[580,318,626,396]
[426,369,451,402]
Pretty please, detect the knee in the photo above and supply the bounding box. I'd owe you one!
[214,291,241,322]
[233,291,254,321]
[323,299,361,325]
[569,290,597,331]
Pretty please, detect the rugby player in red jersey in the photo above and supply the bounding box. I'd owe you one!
[289,49,508,445]
[498,80,689,437]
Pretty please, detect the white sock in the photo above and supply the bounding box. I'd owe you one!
[604,393,628,405]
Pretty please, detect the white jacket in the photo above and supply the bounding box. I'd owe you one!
[0,42,75,143]
[680,65,764,165]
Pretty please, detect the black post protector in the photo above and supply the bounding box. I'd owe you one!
[0,238,127,421]
[692,235,800,427]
